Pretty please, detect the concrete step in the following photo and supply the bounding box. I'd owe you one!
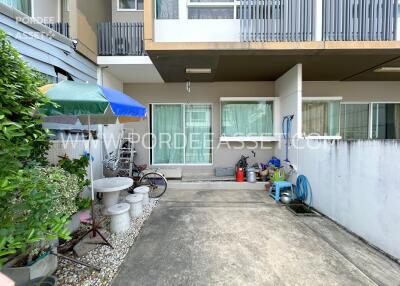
[168,180,266,190]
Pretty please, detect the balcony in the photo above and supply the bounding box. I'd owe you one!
[240,0,316,42]
[97,22,146,56]
[45,23,70,38]
[322,0,398,41]
[240,0,399,42]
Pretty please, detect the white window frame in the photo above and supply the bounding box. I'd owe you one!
[150,103,213,166]
[340,102,371,140]
[219,97,280,142]
[370,101,400,140]
[117,0,143,11]
[302,97,343,140]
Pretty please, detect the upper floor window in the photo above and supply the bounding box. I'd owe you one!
[156,0,178,19]
[0,0,32,16]
[119,0,143,11]
[302,98,341,138]
[188,0,235,19]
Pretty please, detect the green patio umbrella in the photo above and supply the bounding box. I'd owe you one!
[39,81,147,249]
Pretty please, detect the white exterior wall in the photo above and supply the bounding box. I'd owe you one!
[275,64,302,167]
[276,64,302,136]
[154,19,240,42]
[287,140,400,260]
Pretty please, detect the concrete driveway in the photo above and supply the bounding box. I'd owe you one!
[112,189,400,286]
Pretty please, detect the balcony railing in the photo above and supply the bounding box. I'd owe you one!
[97,22,145,56]
[240,0,399,42]
[240,0,316,42]
[45,23,70,38]
[323,0,398,41]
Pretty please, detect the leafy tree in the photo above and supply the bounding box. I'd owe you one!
[0,29,52,176]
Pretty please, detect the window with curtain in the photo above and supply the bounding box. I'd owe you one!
[152,104,212,164]
[0,0,31,15]
[340,104,369,140]
[188,0,235,19]
[302,100,340,137]
[221,101,274,137]
[372,103,400,139]
[156,0,179,19]
[188,7,234,19]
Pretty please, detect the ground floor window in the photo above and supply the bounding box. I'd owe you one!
[372,103,400,139]
[151,104,212,165]
[302,99,340,137]
[340,103,369,140]
[220,99,274,138]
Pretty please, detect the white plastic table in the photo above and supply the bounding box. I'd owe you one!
[93,177,133,214]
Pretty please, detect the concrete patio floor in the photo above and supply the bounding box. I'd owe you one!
[112,189,400,286]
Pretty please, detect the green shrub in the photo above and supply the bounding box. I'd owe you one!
[37,167,81,218]
[0,29,52,177]
[58,155,90,190]
[0,168,71,266]
[0,28,72,267]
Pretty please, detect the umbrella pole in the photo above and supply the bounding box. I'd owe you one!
[88,115,96,238]
[77,115,113,249]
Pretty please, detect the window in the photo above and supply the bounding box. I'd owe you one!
[188,0,235,19]
[188,7,234,19]
[151,104,212,165]
[372,103,400,139]
[118,0,143,10]
[302,99,340,137]
[220,99,274,139]
[156,0,178,19]
[340,103,369,140]
[0,0,32,16]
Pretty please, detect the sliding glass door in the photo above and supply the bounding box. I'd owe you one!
[152,104,212,165]
[152,105,184,164]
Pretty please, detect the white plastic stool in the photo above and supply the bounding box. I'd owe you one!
[126,194,143,218]
[108,203,130,233]
[134,186,150,207]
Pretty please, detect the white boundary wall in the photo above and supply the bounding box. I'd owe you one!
[287,140,400,260]
[47,140,103,180]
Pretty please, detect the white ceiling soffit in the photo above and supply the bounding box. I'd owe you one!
[97,56,164,83]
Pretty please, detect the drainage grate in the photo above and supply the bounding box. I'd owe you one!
[286,204,318,217]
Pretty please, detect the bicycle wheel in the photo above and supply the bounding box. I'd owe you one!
[139,172,167,198]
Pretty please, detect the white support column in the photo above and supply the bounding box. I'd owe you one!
[314,0,323,41]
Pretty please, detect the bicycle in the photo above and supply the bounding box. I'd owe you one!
[103,150,168,198]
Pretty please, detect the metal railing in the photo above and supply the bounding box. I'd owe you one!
[322,0,398,41]
[240,0,316,42]
[45,23,70,38]
[97,22,145,56]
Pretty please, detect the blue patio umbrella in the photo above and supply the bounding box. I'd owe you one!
[40,81,147,124]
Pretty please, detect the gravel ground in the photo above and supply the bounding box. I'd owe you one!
[55,198,159,286]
